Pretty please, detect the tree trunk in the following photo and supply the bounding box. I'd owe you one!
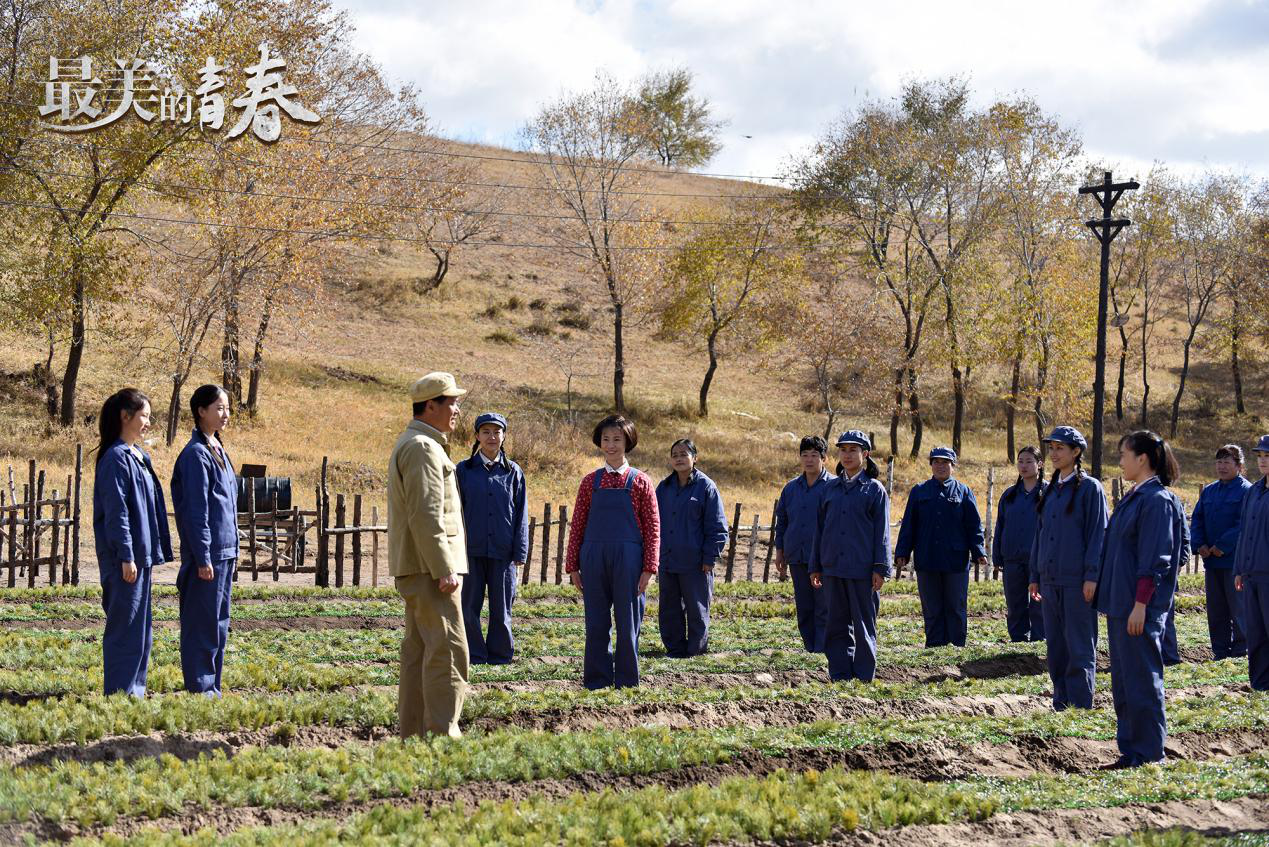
[1033,337,1050,459]
[246,291,274,416]
[698,329,718,417]
[58,263,86,427]
[890,367,904,458]
[907,367,923,459]
[1231,302,1245,415]
[1139,323,1151,427]
[165,374,184,447]
[950,362,965,458]
[1169,329,1198,438]
[1006,355,1021,462]
[422,246,450,293]
[612,300,625,412]
[221,281,242,408]
[1114,326,1129,421]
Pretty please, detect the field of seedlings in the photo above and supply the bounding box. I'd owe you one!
[1,574,1268,847]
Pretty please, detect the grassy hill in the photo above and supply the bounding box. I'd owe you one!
[1,138,1266,570]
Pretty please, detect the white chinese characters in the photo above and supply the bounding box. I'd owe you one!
[38,44,320,141]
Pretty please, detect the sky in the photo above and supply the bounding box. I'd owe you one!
[334,0,1269,184]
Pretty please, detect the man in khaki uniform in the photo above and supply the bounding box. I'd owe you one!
[388,372,470,738]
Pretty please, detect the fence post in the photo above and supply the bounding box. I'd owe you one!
[317,457,330,587]
[48,491,60,586]
[270,495,280,582]
[352,494,363,587]
[247,480,258,581]
[762,499,777,583]
[25,462,37,584]
[745,512,760,581]
[71,445,82,585]
[61,475,71,584]
[6,499,15,587]
[886,457,895,500]
[981,466,994,581]
[555,504,566,585]
[523,516,536,586]
[371,505,380,587]
[334,493,346,589]
[724,502,742,583]
[540,503,551,584]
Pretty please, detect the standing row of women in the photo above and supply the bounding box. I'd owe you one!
[93,386,237,697]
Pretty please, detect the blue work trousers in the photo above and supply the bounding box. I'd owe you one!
[100,563,154,696]
[1041,583,1098,710]
[177,555,234,695]
[658,569,712,657]
[1205,568,1246,659]
[1002,560,1044,642]
[1244,580,1269,691]
[789,563,827,652]
[462,556,517,664]
[823,575,880,682]
[581,542,645,689]
[1107,612,1168,766]
[916,569,969,648]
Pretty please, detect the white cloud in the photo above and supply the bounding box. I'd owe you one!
[336,0,1269,181]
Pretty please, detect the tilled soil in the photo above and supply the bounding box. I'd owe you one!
[20,728,1269,843]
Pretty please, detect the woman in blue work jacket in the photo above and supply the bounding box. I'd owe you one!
[565,414,660,689]
[655,439,729,657]
[992,446,1046,642]
[93,388,173,696]
[774,436,835,652]
[455,412,528,665]
[1190,444,1252,659]
[1095,431,1186,767]
[170,384,239,696]
[809,431,890,682]
[894,447,987,648]
[1028,425,1108,711]
[1234,434,1269,692]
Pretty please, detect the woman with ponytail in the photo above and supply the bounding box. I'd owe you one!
[454,412,528,665]
[808,431,891,681]
[1095,431,1186,767]
[1028,426,1108,711]
[655,438,729,657]
[170,385,238,696]
[992,446,1046,642]
[92,388,173,695]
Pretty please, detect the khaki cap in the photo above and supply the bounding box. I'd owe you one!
[410,372,467,403]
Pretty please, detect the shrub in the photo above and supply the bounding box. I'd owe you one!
[485,330,518,345]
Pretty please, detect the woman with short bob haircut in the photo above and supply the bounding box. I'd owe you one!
[1094,430,1186,767]
[170,384,239,696]
[93,388,173,696]
[564,414,660,688]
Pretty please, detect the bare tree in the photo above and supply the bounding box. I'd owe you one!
[522,72,661,411]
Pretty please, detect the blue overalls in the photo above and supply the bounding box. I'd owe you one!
[581,471,647,689]
[775,469,835,652]
[171,430,239,695]
[655,470,728,657]
[1234,478,1269,691]
[895,478,986,648]
[1030,473,1108,710]
[809,473,891,682]
[1191,476,1252,658]
[992,481,1046,642]
[1096,478,1185,766]
[93,440,173,696]
[455,452,528,665]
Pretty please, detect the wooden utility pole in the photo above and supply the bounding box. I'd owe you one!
[1078,171,1139,479]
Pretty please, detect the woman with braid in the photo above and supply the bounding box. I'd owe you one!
[1028,426,1108,711]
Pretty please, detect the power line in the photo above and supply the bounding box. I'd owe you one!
[0,158,768,228]
[1,94,791,182]
[0,197,801,252]
[0,124,797,202]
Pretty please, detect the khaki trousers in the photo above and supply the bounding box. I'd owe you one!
[395,572,469,738]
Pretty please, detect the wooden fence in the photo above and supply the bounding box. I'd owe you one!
[1,447,82,587]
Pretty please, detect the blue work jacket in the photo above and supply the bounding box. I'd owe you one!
[170,429,239,566]
[1234,478,1269,584]
[809,473,891,579]
[455,451,529,563]
[894,478,986,573]
[1095,478,1186,619]
[93,440,173,569]
[1189,476,1251,568]
[992,480,1045,569]
[1029,474,1108,587]
[774,469,835,565]
[655,469,729,573]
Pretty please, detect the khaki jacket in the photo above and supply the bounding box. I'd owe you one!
[388,420,468,579]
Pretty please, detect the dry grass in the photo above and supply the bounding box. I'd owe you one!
[1,138,1264,564]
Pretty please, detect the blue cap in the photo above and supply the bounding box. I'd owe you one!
[474,412,508,432]
[1254,434,1269,454]
[1042,425,1088,451]
[928,446,958,464]
[835,430,871,450]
